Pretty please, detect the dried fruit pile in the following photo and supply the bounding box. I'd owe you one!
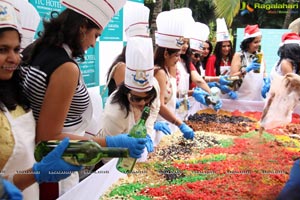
[100,110,300,200]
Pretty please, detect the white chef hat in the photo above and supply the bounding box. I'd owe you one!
[13,0,40,50]
[190,22,210,51]
[60,0,126,30]
[0,0,21,32]
[216,18,230,42]
[155,10,185,49]
[124,2,150,38]
[170,8,195,39]
[125,37,154,92]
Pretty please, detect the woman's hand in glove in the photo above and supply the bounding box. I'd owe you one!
[261,77,271,98]
[1,177,22,200]
[192,87,209,106]
[219,75,231,85]
[154,121,171,135]
[106,134,147,158]
[178,123,194,140]
[245,58,260,73]
[32,138,82,183]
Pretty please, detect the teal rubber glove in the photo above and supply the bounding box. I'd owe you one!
[207,82,219,88]
[1,177,22,200]
[32,138,82,184]
[192,87,209,106]
[106,134,147,158]
[219,84,231,94]
[228,91,238,100]
[145,134,154,153]
[178,123,194,140]
[219,75,231,85]
[213,99,222,111]
[154,121,171,135]
[245,58,260,72]
[261,77,271,98]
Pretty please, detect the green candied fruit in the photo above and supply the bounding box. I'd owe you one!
[240,131,275,141]
[170,174,208,185]
[109,183,146,197]
[218,139,234,148]
[132,196,152,200]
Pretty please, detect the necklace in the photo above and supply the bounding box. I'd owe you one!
[222,57,229,66]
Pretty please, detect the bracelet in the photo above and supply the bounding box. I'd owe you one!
[7,173,15,184]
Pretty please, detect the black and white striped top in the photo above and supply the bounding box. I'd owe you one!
[20,46,90,128]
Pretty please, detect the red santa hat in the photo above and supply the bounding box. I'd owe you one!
[243,24,262,40]
[280,32,300,46]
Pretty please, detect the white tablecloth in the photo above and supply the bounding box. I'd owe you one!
[58,158,127,200]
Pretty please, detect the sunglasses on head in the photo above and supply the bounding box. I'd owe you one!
[128,93,154,103]
[192,51,201,58]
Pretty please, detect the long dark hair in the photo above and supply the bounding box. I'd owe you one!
[213,41,234,76]
[24,9,99,64]
[111,83,157,117]
[201,40,213,70]
[0,28,29,111]
[154,46,180,72]
[180,47,192,84]
[106,46,126,95]
[277,43,300,74]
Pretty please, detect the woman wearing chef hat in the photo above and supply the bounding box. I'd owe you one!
[19,0,149,198]
[100,36,158,162]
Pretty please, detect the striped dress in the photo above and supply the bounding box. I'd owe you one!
[20,46,90,128]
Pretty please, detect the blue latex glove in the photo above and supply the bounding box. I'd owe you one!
[145,134,154,153]
[245,58,261,73]
[261,77,271,98]
[1,178,22,200]
[176,99,181,109]
[178,123,194,140]
[277,159,300,200]
[192,87,209,106]
[154,121,171,135]
[219,84,232,94]
[176,98,190,110]
[106,134,147,158]
[207,82,219,88]
[213,99,222,111]
[219,75,231,85]
[32,138,82,184]
[228,91,238,100]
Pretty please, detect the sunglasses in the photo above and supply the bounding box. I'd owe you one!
[128,93,154,103]
[192,51,201,58]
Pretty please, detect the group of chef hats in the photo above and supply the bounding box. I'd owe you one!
[0,0,39,50]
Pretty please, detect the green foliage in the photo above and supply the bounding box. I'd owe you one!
[213,0,240,26]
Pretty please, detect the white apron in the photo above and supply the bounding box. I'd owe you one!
[153,77,177,147]
[2,109,39,200]
[237,53,264,101]
[176,61,190,121]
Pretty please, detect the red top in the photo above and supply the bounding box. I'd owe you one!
[205,55,217,76]
[205,55,231,76]
[189,62,197,90]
